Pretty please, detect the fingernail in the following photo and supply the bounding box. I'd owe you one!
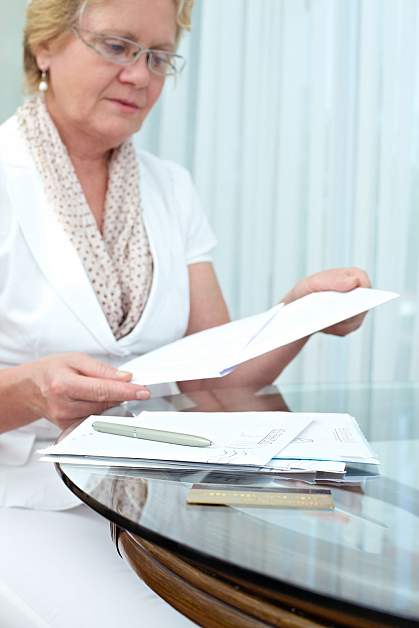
[116,370,132,379]
[136,390,149,400]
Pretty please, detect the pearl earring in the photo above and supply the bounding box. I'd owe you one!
[38,70,49,93]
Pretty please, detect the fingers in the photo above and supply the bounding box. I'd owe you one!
[65,373,149,404]
[282,267,372,337]
[66,353,134,382]
[31,353,150,426]
[314,269,371,337]
[341,267,371,289]
[308,267,371,294]
[283,267,372,305]
[63,353,150,400]
[323,312,367,337]
[42,374,149,426]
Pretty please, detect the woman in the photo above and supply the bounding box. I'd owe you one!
[0,0,370,625]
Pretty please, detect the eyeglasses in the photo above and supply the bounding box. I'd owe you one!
[72,27,186,77]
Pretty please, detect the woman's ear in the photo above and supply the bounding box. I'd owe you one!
[35,44,52,72]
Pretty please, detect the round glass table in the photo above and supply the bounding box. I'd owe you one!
[57,383,419,627]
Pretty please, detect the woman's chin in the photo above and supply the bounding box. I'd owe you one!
[96,118,143,148]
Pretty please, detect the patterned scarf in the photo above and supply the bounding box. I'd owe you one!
[17,96,153,340]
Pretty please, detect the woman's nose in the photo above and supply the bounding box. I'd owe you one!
[118,53,151,87]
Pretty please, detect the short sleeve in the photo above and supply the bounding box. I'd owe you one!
[170,163,217,264]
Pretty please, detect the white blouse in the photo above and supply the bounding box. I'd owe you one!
[0,115,216,509]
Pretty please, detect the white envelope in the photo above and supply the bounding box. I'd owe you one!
[123,288,398,385]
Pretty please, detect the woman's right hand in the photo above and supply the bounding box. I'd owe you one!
[21,353,149,430]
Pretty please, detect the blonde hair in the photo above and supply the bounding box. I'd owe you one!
[24,0,195,93]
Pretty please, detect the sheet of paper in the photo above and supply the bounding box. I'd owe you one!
[39,411,312,467]
[36,455,312,482]
[123,288,397,385]
[227,288,398,367]
[274,413,379,464]
[268,459,346,473]
[123,304,283,384]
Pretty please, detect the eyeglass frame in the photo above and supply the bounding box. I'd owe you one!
[71,26,186,77]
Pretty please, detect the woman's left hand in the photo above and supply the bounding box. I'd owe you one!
[282,267,372,337]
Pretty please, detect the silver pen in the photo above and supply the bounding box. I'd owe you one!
[92,420,213,448]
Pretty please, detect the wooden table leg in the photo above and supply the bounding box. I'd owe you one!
[113,524,327,627]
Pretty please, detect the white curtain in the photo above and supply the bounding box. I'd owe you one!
[2,0,419,385]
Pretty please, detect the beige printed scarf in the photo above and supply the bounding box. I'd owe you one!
[17,96,153,340]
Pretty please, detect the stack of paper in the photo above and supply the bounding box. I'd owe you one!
[271,413,380,484]
[40,411,312,471]
[40,411,379,484]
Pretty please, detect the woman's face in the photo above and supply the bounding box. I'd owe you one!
[37,0,177,150]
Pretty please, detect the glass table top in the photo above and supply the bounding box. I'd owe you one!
[57,383,419,626]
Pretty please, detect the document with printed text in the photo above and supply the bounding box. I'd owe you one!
[274,413,379,464]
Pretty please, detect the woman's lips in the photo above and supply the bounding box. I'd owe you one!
[109,98,140,112]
